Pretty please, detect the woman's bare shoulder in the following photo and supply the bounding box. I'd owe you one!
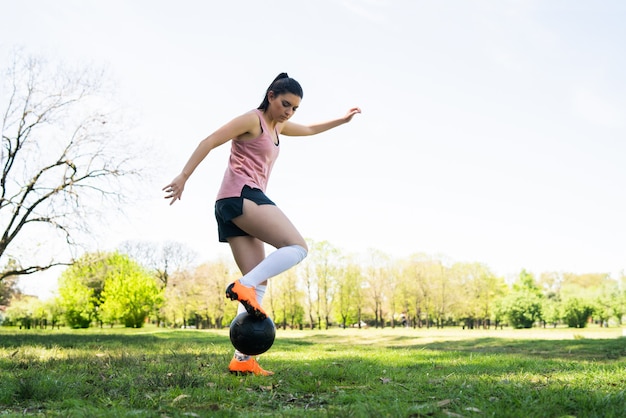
[232,110,263,140]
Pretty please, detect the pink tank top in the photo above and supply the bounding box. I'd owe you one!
[216,109,280,200]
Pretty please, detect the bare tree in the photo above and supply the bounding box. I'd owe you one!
[0,269,20,304]
[119,240,198,288]
[310,240,340,329]
[365,249,390,328]
[0,52,141,281]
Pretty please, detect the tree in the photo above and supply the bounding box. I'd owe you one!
[57,254,103,328]
[268,268,304,330]
[562,298,594,328]
[0,264,20,304]
[590,274,620,327]
[309,240,340,329]
[194,259,236,328]
[302,247,318,329]
[119,240,198,328]
[119,240,197,288]
[513,269,543,296]
[364,249,390,328]
[335,261,364,328]
[99,253,163,328]
[3,294,40,328]
[538,271,563,296]
[0,52,141,282]
[614,271,626,325]
[557,272,618,326]
[57,251,162,328]
[387,263,403,328]
[453,262,506,329]
[163,270,198,328]
[44,297,64,329]
[608,275,625,326]
[501,292,543,328]
[500,270,543,328]
[402,253,433,328]
[430,258,453,328]
[542,297,562,328]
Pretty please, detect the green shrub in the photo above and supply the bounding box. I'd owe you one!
[563,298,594,328]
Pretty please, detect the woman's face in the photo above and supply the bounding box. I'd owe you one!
[268,92,301,123]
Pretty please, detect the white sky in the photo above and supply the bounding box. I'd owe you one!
[1,0,625,298]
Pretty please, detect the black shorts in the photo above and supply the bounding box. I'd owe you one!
[214,185,276,242]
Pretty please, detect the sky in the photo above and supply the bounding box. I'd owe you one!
[1,0,625,298]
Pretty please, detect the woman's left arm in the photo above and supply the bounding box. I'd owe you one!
[281,107,361,136]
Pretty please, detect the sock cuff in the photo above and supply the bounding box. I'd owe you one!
[239,244,308,288]
[288,244,308,263]
[234,351,250,361]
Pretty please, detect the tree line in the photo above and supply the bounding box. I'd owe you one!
[2,240,624,330]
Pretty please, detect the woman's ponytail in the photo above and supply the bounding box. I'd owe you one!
[258,73,303,111]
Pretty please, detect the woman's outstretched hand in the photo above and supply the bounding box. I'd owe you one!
[344,107,362,123]
[163,174,188,205]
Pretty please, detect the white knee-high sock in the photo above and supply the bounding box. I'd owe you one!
[234,284,267,360]
[239,245,307,288]
[255,284,267,304]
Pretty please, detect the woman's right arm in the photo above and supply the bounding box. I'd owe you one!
[163,112,257,205]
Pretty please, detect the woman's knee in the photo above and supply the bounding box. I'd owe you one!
[285,243,308,264]
[293,240,308,253]
[283,238,307,254]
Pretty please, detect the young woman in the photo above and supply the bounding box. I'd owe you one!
[164,73,360,375]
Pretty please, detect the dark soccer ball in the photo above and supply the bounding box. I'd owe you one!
[229,312,276,356]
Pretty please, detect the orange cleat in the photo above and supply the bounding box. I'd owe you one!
[225,280,267,319]
[228,356,274,376]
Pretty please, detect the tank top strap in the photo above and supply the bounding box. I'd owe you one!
[253,109,269,134]
[253,109,278,143]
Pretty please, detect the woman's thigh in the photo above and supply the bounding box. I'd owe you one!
[228,235,266,276]
[231,199,307,250]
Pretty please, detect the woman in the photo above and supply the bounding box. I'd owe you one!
[164,73,360,375]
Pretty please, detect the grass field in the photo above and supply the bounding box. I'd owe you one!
[1,325,625,417]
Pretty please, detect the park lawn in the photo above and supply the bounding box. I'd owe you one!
[0,326,624,417]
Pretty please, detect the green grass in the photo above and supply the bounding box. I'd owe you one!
[1,326,625,417]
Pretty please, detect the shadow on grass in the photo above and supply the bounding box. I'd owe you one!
[272,330,626,363]
[2,327,625,353]
[0,329,225,350]
[3,329,623,362]
[388,336,626,362]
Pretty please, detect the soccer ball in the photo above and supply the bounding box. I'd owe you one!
[229,312,276,356]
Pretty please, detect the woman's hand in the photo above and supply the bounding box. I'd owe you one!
[163,173,188,205]
[343,107,362,123]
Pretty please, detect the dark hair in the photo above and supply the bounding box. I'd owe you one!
[258,73,303,111]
